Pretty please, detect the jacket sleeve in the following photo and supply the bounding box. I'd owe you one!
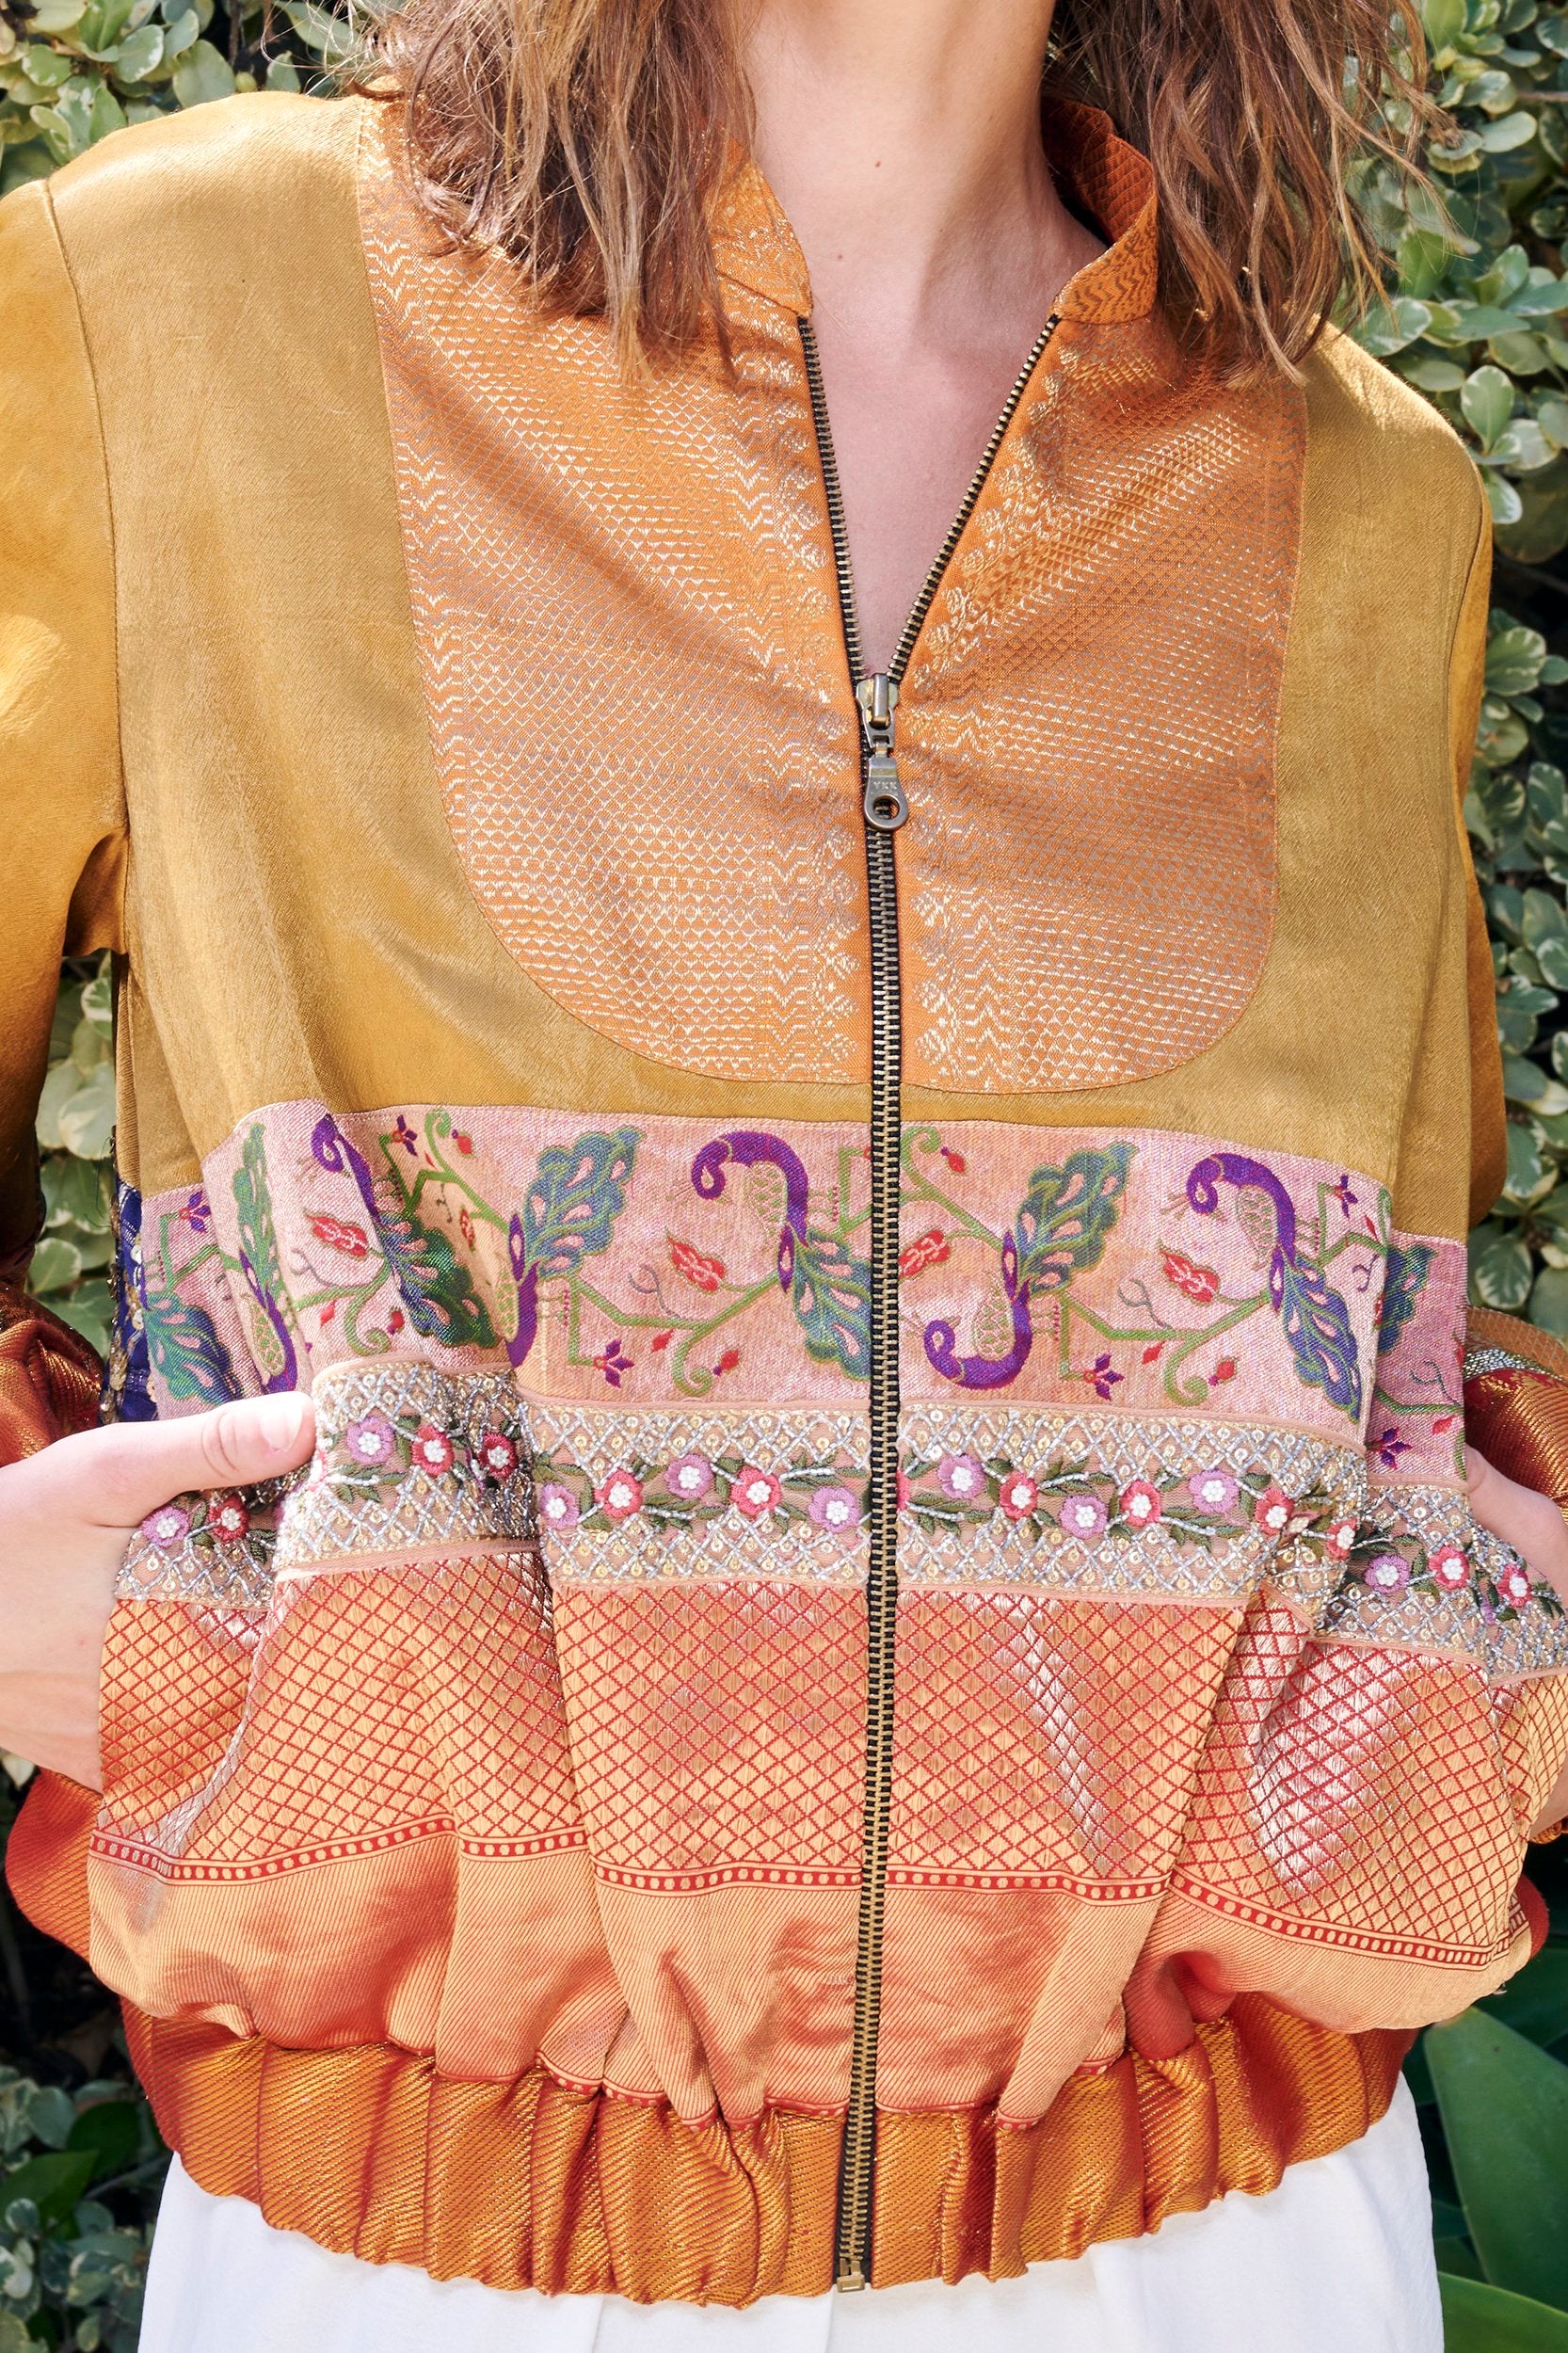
[0,173,125,1462]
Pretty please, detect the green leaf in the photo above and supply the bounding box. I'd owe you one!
[170,35,233,102]
[1427,0,1468,43]
[1468,364,1520,448]
[113,21,163,74]
[1480,110,1541,150]
[1399,226,1455,295]
[1489,624,1550,694]
[0,2150,97,2230]
[27,1237,81,1298]
[1440,2275,1568,2350]
[1471,1224,1535,1307]
[1401,354,1469,389]
[1480,1945,1568,2045]
[1488,472,1527,526]
[56,1064,114,1160]
[64,2099,139,2179]
[1428,2010,1568,2307]
[1355,296,1432,356]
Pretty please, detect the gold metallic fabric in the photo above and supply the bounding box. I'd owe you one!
[114,1995,1408,2303]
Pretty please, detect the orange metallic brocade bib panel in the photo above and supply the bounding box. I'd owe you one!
[357,104,1298,1094]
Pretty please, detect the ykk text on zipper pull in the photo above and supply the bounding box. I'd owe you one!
[856,673,907,832]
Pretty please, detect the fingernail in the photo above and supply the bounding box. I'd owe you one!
[255,1393,309,1455]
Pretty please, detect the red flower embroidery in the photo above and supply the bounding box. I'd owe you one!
[899,1229,951,1278]
[387,1308,405,1336]
[1211,1358,1238,1384]
[650,1329,673,1352]
[412,1424,454,1476]
[1252,1483,1294,1536]
[596,1468,644,1522]
[459,1206,476,1250]
[209,1492,249,1545]
[1119,1480,1162,1529]
[998,1471,1039,1519]
[477,1431,519,1481]
[733,1466,781,1518]
[939,1147,967,1174]
[669,1238,726,1293]
[1142,1340,1166,1364]
[308,1212,368,1259]
[1160,1248,1219,1305]
[454,1131,474,1156]
[1430,1545,1470,1592]
[713,1347,741,1374]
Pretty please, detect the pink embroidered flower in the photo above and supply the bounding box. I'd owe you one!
[478,1431,520,1481]
[1365,1552,1411,1594]
[344,1413,396,1466]
[1060,1492,1109,1538]
[667,1451,714,1502]
[998,1471,1039,1520]
[596,1469,643,1522]
[411,1423,454,1476]
[1252,1484,1294,1537]
[937,1452,987,1502]
[208,1491,249,1545]
[1119,1480,1162,1529]
[140,1501,190,1549]
[537,1482,580,1532]
[1189,1468,1240,1515]
[733,1466,782,1519]
[1427,1544,1470,1592]
[1323,1517,1358,1561]
[808,1484,861,1533]
[1497,1560,1533,1609]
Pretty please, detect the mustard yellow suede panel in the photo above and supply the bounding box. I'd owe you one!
[0,176,123,1267]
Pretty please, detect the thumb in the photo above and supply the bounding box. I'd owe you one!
[56,1392,317,1531]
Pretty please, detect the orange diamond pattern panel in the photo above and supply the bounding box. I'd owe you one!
[98,1551,581,1868]
[97,1598,259,1838]
[552,1583,866,1880]
[1174,1600,1528,1960]
[888,1591,1241,1882]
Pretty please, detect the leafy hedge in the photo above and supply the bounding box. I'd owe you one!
[8,0,1568,2344]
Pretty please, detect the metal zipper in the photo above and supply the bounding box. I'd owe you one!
[797,308,1063,2293]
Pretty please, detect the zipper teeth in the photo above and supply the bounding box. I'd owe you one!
[797,323,866,685]
[796,310,1059,2294]
[888,311,1062,687]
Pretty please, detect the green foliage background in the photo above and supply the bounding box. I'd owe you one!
[8,0,1568,2342]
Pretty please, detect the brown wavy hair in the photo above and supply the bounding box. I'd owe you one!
[358,0,1439,376]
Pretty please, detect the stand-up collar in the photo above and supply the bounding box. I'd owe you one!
[712,99,1159,326]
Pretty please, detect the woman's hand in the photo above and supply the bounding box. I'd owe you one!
[1468,1445,1568,1833]
[0,1393,315,1791]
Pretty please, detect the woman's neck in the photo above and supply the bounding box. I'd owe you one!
[740,0,1101,673]
[743,0,1073,344]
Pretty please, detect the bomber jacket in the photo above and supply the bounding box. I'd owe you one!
[3,85,1568,2307]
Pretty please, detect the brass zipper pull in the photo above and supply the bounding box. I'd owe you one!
[856,672,907,831]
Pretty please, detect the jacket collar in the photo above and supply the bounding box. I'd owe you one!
[712,100,1159,328]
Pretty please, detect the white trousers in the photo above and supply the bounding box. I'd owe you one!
[140,2076,1441,2353]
